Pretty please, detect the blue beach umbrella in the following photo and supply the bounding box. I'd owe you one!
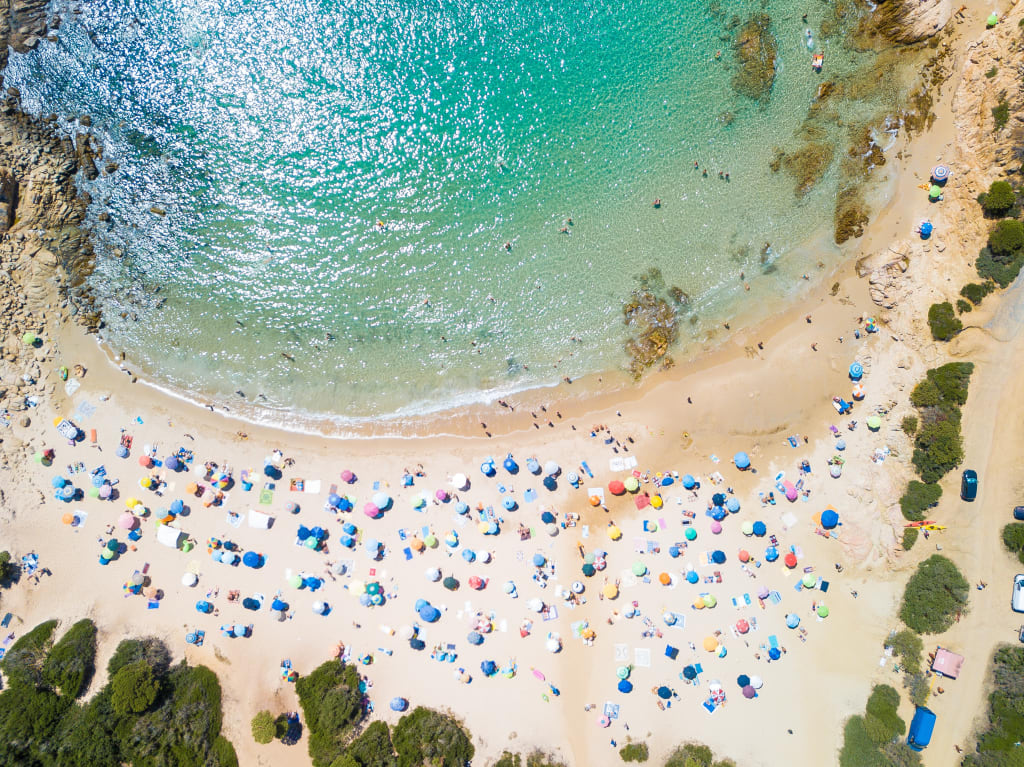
[617,680,633,693]
[116,445,129,458]
[734,452,750,470]
[91,473,105,488]
[297,525,311,540]
[682,474,696,489]
[165,455,180,472]
[170,499,184,514]
[481,660,497,675]
[657,686,672,700]
[543,476,557,491]
[526,458,541,474]
[60,485,75,501]
[769,647,781,660]
[389,697,408,712]
[342,522,357,535]
[503,455,518,474]
[532,553,546,567]
[242,597,260,611]
[195,600,213,613]
[271,599,288,611]
[765,547,779,562]
[337,497,352,512]
[786,613,800,629]
[467,631,483,645]
[418,605,440,623]
[340,535,354,548]
[51,476,66,489]
[821,509,840,529]
[487,521,499,535]
[481,460,495,477]
[726,498,740,513]
[461,549,476,563]
[712,550,726,564]
[242,551,262,568]
[502,496,517,511]
[686,570,699,584]
[541,511,555,524]
[669,546,680,558]
[752,521,767,537]
[455,501,469,515]
[849,362,863,380]
[328,493,342,507]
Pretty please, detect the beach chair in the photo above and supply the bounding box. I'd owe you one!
[768,635,779,651]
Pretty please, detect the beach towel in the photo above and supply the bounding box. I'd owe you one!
[609,457,625,472]
[768,635,779,650]
[581,461,593,477]
[523,489,537,503]
[226,512,243,528]
[614,644,629,662]
[581,525,589,539]
[634,648,651,667]
[403,548,412,561]
[304,480,321,494]
[603,702,620,719]
[702,699,717,714]
[259,488,273,505]
[542,605,559,622]
[769,591,782,605]
[147,600,160,610]
[667,612,686,629]
[633,537,646,553]
[586,488,605,504]
[820,580,830,592]
[571,621,586,639]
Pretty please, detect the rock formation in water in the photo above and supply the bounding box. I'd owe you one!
[732,14,777,102]
[858,0,953,45]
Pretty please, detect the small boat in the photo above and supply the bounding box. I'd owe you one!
[904,520,935,528]
[811,53,824,72]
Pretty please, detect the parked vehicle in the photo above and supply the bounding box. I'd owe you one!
[1013,506,1024,521]
[907,707,936,752]
[961,469,978,501]
[1014,574,1024,614]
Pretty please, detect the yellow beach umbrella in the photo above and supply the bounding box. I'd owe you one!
[607,525,622,541]
[703,636,718,652]
[603,583,618,599]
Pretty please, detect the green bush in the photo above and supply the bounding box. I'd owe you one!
[0,618,57,689]
[839,686,911,766]
[909,379,941,408]
[989,219,1024,257]
[956,298,972,314]
[391,707,474,767]
[961,281,995,305]
[976,246,1024,287]
[212,735,239,767]
[296,661,366,767]
[886,630,924,675]
[899,480,942,521]
[963,647,1024,765]
[663,743,733,767]
[902,527,919,550]
[993,98,1010,131]
[109,660,159,715]
[927,362,974,406]
[252,710,277,744]
[839,715,881,767]
[42,619,97,699]
[619,742,649,762]
[913,420,964,484]
[106,637,171,678]
[983,180,1016,215]
[903,673,930,707]
[0,551,12,583]
[985,66,999,78]
[899,554,969,634]
[342,720,397,767]
[927,302,962,341]
[900,415,918,436]
[1002,523,1024,565]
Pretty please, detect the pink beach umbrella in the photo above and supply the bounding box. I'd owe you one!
[710,521,723,535]
[363,503,382,519]
[341,469,355,483]
[118,512,137,530]
[634,494,650,510]
[736,619,750,634]
[435,489,449,502]
[742,685,756,699]
[99,484,112,499]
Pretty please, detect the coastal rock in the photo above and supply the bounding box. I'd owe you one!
[860,0,952,44]
[0,167,17,232]
[732,14,777,102]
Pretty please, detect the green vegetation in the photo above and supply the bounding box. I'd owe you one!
[908,363,973,484]
[956,298,973,314]
[839,685,920,767]
[296,660,366,766]
[0,551,12,584]
[1001,522,1024,565]
[663,742,736,767]
[976,247,1024,287]
[0,619,235,767]
[619,742,649,762]
[251,710,278,745]
[913,420,964,484]
[993,97,1010,131]
[963,646,1024,766]
[392,707,474,767]
[904,673,930,707]
[978,218,1024,288]
[985,66,999,78]
[899,554,969,634]
[899,480,942,521]
[900,415,918,436]
[41,619,96,699]
[493,751,567,767]
[927,301,962,341]
[982,180,1015,215]
[989,219,1024,256]
[344,720,397,767]
[961,281,995,306]
[886,630,924,675]
[902,527,919,551]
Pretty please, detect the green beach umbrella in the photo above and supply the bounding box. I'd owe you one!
[583,552,596,565]
[424,534,438,548]
[802,574,816,589]
[21,332,36,345]
[106,538,119,551]
[866,415,882,431]
[928,184,941,199]
[631,561,647,577]
[100,548,113,560]
[304,536,318,549]
[741,521,754,536]
[685,527,697,541]
[616,666,631,680]
[624,477,640,493]
[87,487,100,498]
[817,605,830,618]
[288,574,303,589]
[702,594,717,608]
[987,12,998,27]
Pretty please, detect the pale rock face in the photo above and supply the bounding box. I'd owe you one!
[881,0,953,44]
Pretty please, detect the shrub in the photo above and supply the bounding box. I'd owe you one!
[902,527,918,550]
[927,302,962,341]
[903,673,930,707]
[899,554,969,633]
[42,619,97,699]
[109,660,160,715]
[251,710,277,744]
[296,661,366,767]
[839,715,880,767]
[343,720,398,767]
[960,281,994,305]
[391,707,474,767]
[106,637,171,678]
[976,246,1024,287]
[886,630,924,675]
[927,362,974,406]
[983,180,1016,215]
[900,415,918,436]
[963,647,1024,764]
[909,379,941,408]
[985,66,998,78]
[956,298,972,314]
[1002,523,1024,565]
[0,618,57,689]
[619,742,649,762]
[899,480,942,521]
[663,743,729,767]
[212,735,239,767]
[913,420,964,484]
[0,551,12,583]
[993,98,1010,130]
[989,219,1024,257]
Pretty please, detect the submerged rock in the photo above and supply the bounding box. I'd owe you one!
[779,143,836,197]
[622,271,680,379]
[732,14,777,102]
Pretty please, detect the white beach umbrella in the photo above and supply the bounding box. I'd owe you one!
[398,625,416,641]
[546,637,562,653]
[528,598,544,613]
[181,572,198,587]
[544,460,560,476]
[451,473,469,490]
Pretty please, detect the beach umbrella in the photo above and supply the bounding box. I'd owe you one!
[742,685,756,699]
[372,492,390,510]
[817,605,830,618]
[710,520,722,535]
[51,475,66,489]
[181,572,198,587]
[634,494,650,510]
[435,488,449,502]
[738,550,750,563]
[504,580,518,595]
[786,613,800,629]
[603,583,618,599]
[685,527,697,541]
[757,586,770,600]
[462,548,477,562]
[242,597,260,611]
[737,674,751,688]
[802,574,816,589]
[752,521,767,537]
[683,665,697,680]
[425,568,441,582]
[623,477,640,493]
[312,601,328,615]
[711,550,726,564]
[702,594,717,608]
[288,574,303,589]
[165,455,180,472]
[242,551,262,568]
[567,471,580,486]
[297,525,311,540]
[866,415,882,431]
[86,486,99,499]
[139,477,153,490]
[740,521,754,537]
[532,553,546,567]
[90,473,106,488]
[736,619,750,634]
[657,686,672,700]
[340,535,354,548]
[784,552,797,568]
[398,625,416,641]
[726,497,740,513]
[543,476,557,491]
[570,581,584,595]
[617,680,633,693]
[607,525,622,541]
[544,460,560,476]
[650,494,663,509]
[99,484,112,499]
[658,572,671,585]
[327,493,342,508]
[849,362,863,380]
[443,576,459,591]
[821,509,839,529]
[582,563,596,577]
[540,511,556,525]
[168,498,184,515]
[186,483,198,495]
[481,660,497,676]
[830,464,842,478]
[452,473,469,490]
[116,445,129,458]
[211,550,223,563]
[682,474,696,489]
[929,184,942,199]
[364,503,381,519]
[835,438,847,451]
[545,522,558,537]
[931,164,950,182]
[138,455,152,468]
[271,598,288,611]
[455,501,469,515]
[310,526,325,539]
[526,458,541,474]
[467,631,483,646]
[503,455,518,474]
[340,469,355,484]
[616,666,630,680]
[481,459,496,477]
[631,561,647,576]
[589,495,601,507]
[221,551,238,565]
[62,512,74,525]
[342,522,357,535]
[105,538,119,552]
[686,570,699,584]
[703,636,718,652]
[608,480,625,495]
[852,384,865,400]
[424,533,438,548]
[502,496,517,511]
[445,531,459,548]
[734,452,750,469]
[750,675,763,690]
[546,637,561,653]
[365,537,380,553]
[418,604,440,622]
[413,496,427,511]
[389,697,408,712]
[669,546,680,558]
[195,600,212,613]
[60,485,75,501]
[468,576,485,590]
[769,647,781,660]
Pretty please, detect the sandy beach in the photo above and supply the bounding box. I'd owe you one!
[2,3,1024,767]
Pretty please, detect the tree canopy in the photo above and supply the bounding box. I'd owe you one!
[899,555,969,634]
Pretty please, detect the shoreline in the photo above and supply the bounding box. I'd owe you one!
[3,3,1021,767]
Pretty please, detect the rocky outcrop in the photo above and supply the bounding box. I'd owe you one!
[859,0,953,45]
[732,14,778,102]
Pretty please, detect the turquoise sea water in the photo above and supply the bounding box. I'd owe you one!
[6,0,892,423]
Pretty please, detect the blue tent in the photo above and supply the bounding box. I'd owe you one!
[389,697,408,712]
[242,551,262,568]
[821,509,839,529]
[682,474,696,489]
[503,455,518,474]
[617,679,633,693]
[734,452,751,469]
[752,521,767,537]
[467,631,483,645]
